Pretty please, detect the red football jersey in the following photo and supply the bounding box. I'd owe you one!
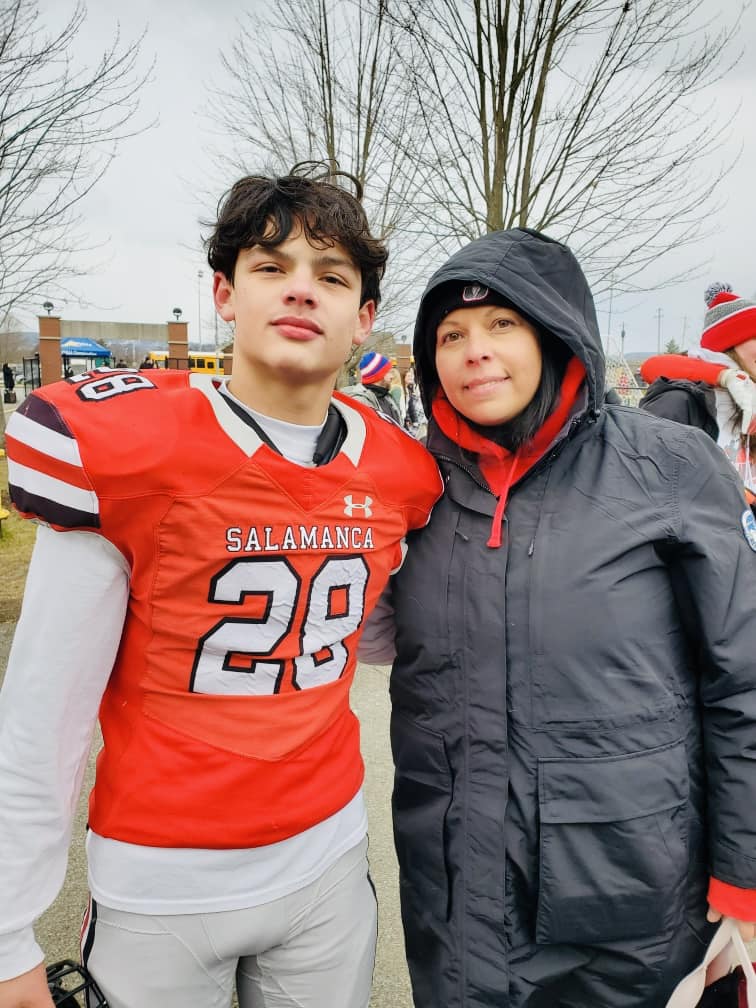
[7,369,442,847]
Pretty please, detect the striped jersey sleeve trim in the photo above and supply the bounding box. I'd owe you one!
[6,392,100,528]
[8,458,100,529]
[6,408,83,466]
[16,388,75,436]
[5,433,93,493]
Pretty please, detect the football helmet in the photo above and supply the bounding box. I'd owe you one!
[46,960,108,1007]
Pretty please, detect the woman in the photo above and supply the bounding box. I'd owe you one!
[403,365,427,439]
[388,364,406,422]
[361,229,756,1007]
[640,283,756,495]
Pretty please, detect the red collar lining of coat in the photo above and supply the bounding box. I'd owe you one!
[431,356,587,547]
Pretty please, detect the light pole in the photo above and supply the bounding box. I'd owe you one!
[607,275,615,340]
[196,270,203,351]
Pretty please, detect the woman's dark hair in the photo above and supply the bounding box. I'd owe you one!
[205,162,388,306]
[470,328,573,452]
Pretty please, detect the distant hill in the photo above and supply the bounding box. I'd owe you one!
[624,351,660,364]
[0,330,37,363]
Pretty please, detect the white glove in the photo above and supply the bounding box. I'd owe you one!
[718,368,756,434]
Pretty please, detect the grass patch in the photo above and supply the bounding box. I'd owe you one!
[0,455,36,622]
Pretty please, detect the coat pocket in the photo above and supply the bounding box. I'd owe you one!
[391,713,452,922]
[536,740,689,945]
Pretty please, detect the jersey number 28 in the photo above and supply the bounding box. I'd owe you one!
[190,555,369,695]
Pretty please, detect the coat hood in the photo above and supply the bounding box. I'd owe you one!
[413,228,605,417]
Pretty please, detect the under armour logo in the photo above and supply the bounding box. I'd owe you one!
[462,283,489,302]
[344,495,373,517]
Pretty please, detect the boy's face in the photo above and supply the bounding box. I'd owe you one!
[213,222,374,416]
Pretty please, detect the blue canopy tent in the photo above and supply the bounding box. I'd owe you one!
[60,337,111,357]
[60,337,112,376]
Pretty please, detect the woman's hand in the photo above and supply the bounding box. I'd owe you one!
[707,906,756,941]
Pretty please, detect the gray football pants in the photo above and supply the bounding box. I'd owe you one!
[82,837,377,1008]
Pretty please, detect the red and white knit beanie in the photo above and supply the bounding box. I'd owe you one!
[700,282,756,353]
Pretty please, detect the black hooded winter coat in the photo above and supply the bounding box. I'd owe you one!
[389,229,756,1007]
[640,376,719,442]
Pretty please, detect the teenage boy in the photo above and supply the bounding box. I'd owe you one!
[0,168,442,1008]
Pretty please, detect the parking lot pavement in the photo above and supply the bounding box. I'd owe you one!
[1,395,21,429]
[0,641,412,1007]
[352,661,414,1007]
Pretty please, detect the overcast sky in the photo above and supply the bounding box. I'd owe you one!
[24,0,756,356]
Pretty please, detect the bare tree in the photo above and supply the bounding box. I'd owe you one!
[212,0,743,332]
[0,0,151,326]
[210,0,428,337]
[390,0,741,294]
[0,311,30,363]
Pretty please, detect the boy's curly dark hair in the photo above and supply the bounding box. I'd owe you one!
[206,162,388,307]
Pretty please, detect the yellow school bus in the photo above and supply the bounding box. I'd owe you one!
[147,351,225,374]
[189,353,225,374]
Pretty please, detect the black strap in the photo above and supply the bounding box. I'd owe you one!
[219,388,281,452]
[313,405,347,465]
[218,388,346,467]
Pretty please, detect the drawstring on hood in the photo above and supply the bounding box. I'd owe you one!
[433,356,587,547]
[486,452,520,549]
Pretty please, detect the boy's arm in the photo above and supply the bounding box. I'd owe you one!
[0,963,51,1008]
[0,527,128,982]
[358,582,396,666]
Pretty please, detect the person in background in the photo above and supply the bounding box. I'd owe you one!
[2,363,14,393]
[360,229,756,1008]
[345,350,403,424]
[403,372,426,440]
[388,365,406,422]
[139,354,154,369]
[640,283,756,497]
[0,165,441,1008]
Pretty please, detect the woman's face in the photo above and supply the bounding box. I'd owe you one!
[731,338,756,380]
[435,304,542,426]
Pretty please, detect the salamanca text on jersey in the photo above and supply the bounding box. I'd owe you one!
[225,525,375,553]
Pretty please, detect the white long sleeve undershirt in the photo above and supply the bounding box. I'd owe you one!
[0,526,129,978]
